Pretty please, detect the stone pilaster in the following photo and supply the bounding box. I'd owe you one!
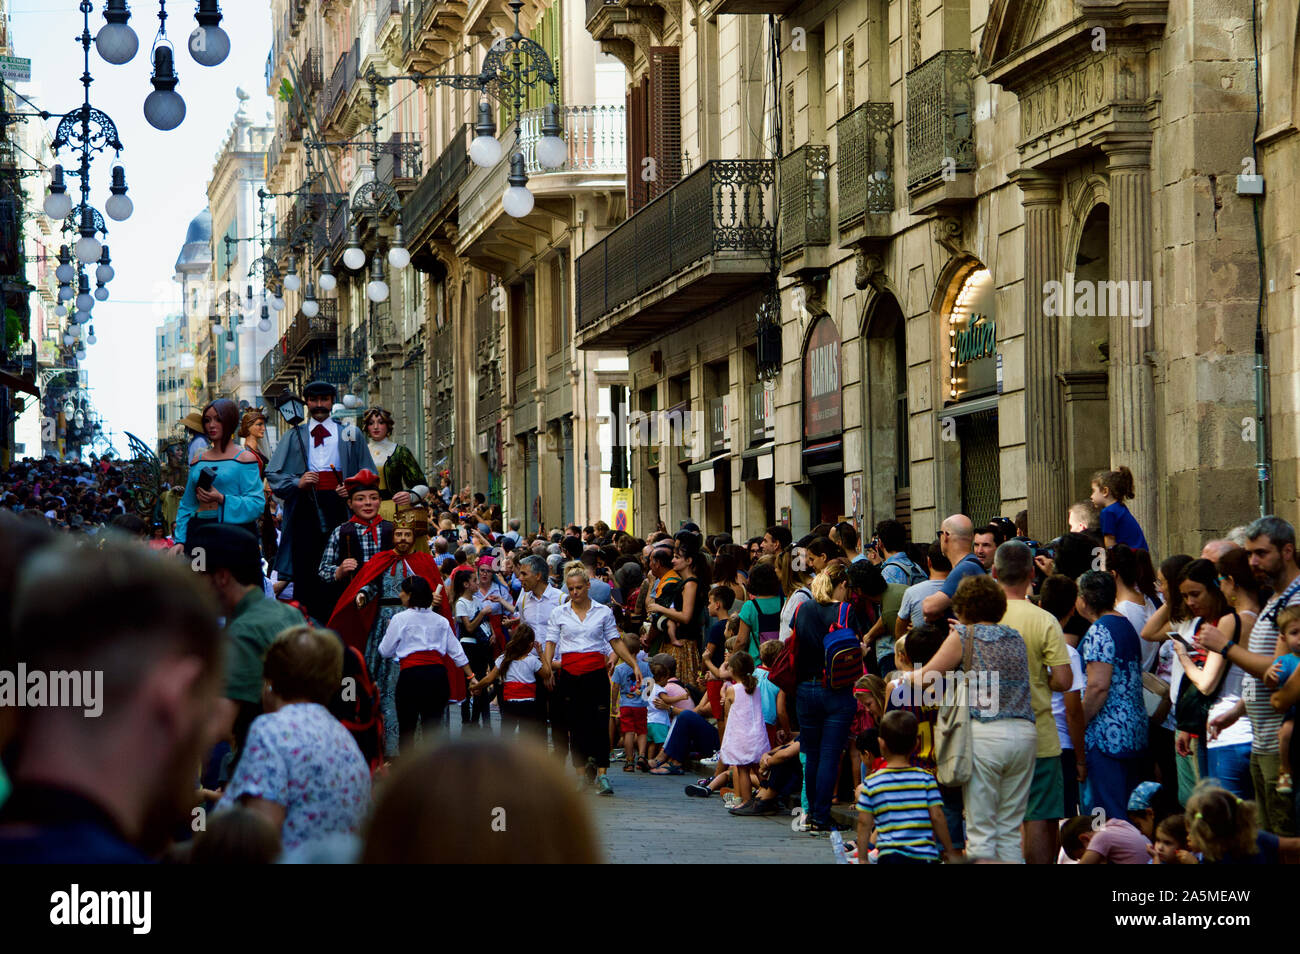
[1013,169,1068,542]
[1101,134,1159,550]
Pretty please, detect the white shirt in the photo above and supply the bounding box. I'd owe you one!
[494,653,543,686]
[545,600,619,656]
[307,418,341,472]
[518,584,565,638]
[368,438,395,471]
[1051,643,1085,752]
[779,587,812,642]
[1117,598,1155,668]
[378,607,468,665]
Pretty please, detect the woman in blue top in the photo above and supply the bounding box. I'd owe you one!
[1091,465,1148,550]
[173,398,266,547]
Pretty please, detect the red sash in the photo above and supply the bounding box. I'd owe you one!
[561,651,607,676]
[401,649,448,671]
[503,681,537,701]
[314,470,340,491]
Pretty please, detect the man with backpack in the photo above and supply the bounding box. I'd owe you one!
[875,519,927,587]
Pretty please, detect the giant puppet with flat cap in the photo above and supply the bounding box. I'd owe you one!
[266,380,375,623]
[327,504,460,755]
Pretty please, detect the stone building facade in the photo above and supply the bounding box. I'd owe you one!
[261,0,627,530]
[582,0,1298,556]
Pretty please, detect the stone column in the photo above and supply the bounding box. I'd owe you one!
[1101,134,1159,550]
[1013,169,1068,542]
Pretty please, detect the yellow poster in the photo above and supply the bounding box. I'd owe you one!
[611,488,632,535]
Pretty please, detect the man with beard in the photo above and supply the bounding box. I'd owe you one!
[266,381,375,623]
[328,508,455,759]
[1198,515,1300,835]
[0,540,223,862]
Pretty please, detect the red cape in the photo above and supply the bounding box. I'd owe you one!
[327,550,465,702]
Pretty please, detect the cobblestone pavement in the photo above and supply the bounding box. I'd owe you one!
[585,761,835,864]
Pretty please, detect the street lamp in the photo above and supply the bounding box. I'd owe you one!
[56,246,76,283]
[43,165,73,220]
[387,224,410,270]
[104,165,132,220]
[144,46,186,131]
[366,256,389,303]
[469,100,503,168]
[75,273,95,312]
[95,246,114,283]
[318,257,336,292]
[301,282,319,318]
[95,0,139,64]
[188,0,229,68]
[283,252,300,291]
[502,153,535,218]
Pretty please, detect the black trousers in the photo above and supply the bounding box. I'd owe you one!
[288,489,349,624]
[500,698,545,738]
[460,639,491,725]
[555,668,611,769]
[396,664,450,752]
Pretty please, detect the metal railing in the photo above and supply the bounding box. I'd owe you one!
[577,159,775,329]
[299,48,324,102]
[401,124,470,238]
[905,50,974,190]
[778,144,829,256]
[377,0,402,37]
[265,129,284,179]
[260,337,287,388]
[836,101,895,225]
[375,133,422,185]
[518,105,626,175]
[325,39,360,123]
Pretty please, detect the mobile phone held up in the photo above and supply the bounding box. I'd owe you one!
[1167,631,1194,652]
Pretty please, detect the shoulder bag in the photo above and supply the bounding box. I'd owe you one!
[934,626,976,787]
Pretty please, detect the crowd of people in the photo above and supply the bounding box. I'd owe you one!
[3,431,1300,865]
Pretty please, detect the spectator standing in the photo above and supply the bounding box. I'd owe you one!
[1076,570,1148,822]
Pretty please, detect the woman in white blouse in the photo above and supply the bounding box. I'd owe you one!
[544,562,642,795]
[380,576,479,752]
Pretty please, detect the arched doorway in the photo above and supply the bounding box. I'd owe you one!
[1060,202,1112,502]
[861,292,911,532]
[935,263,1001,525]
[802,313,844,526]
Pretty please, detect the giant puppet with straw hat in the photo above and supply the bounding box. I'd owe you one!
[327,503,459,757]
[265,381,375,624]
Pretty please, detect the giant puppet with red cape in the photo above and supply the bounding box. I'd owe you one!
[327,509,465,756]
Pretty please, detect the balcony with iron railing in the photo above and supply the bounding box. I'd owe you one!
[576,158,776,350]
[905,49,975,211]
[835,101,895,235]
[517,105,626,178]
[265,129,285,181]
[323,39,360,129]
[778,144,829,261]
[375,133,422,190]
[297,48,324,104]
[402,123,469,245]
[377,0,402,38]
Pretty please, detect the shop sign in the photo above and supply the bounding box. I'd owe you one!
[803,316,842,439]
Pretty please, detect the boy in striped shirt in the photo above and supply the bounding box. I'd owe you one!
[856,710,955,864]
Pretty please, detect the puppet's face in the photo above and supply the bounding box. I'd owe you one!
[350,489,381,521]
[393,527,414,555]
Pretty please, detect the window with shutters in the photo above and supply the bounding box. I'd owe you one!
[843,37,855,115]
[647,46,682,202]
[548,255,564,353]
[626,77,649,212]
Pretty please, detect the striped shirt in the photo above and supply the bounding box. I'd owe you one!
[1246,584,1300,755]
[856,766,942,861]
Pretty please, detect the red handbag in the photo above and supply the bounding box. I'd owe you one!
[768,603,802,694]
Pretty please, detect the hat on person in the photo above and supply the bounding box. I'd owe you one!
[303,380,337,400]
[180,410,205,435]
[1127,781,1162,813]
[344,469,380,497]
[476,554,496,570]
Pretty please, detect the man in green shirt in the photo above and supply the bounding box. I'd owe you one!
[188,524,305,751]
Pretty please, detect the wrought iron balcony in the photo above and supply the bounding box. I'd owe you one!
[260,336,287,392]
[375,133,422,188]
[576,158,776,349]
[778,144,829,258]
[836,101,895,229]
[517,105,626,175]
[299,48,324,103]
[402,124,469,245]
[265,129,285,180]
[377,0,402,38]
[906,50,975,194]
[324,40,360,125]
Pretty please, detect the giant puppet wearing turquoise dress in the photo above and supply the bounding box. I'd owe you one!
[173,399,267,547]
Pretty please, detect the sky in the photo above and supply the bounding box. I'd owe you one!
[9,0,274,455]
